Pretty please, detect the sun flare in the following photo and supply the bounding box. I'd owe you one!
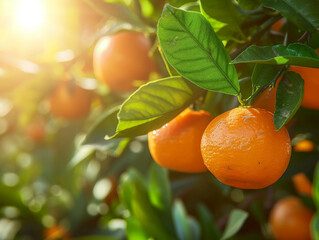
[15,0,45,31]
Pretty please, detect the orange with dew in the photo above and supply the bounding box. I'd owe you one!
[49,81,92,119]
[292,173,313,196]
[269,196,313,240]
[148,109,213,173]
[93,31,156,93]
[201,107,291,189]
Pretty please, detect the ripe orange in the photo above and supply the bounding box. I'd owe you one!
[49,81,92,119]
[44,226,70,240]
[294,139,315,152]
[289,65,319,109]
[253,81,278,113]
[201,107,291,189]
[148,109,213,173]
[292,173,313,196]
[93,31,156,93]
[25,120,46,143]
[269,196,313,240]
[271,18,286,32]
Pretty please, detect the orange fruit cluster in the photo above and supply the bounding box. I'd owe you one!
[148,106,291,190]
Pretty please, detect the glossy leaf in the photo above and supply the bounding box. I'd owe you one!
[261,0,319,32]
[232,43,319,68]
[109,77,205,139]
[274,71,304,130]
[221,209,249,240]
[158,5,240,95]
[200,0,246,42]
[237,0,261,10]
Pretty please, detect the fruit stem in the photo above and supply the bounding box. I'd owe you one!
[245,65,287,106]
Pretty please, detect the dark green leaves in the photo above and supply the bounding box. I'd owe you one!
[158,5,240,95]
[274,71,304,130]
[251,64,282,93]
[221,209,249,240]
[200,0,246,42]
[261,0,319,32]
[109,77,204,139]
[232,43,319,68]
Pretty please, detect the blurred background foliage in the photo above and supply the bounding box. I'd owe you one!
[0,0,318,239]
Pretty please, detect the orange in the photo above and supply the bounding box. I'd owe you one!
[148,109,213,173]
[289,65,319,109]
[294,139,315,152]
[49,81,92,119]
[201,107,291,189]
[253,80,278,113]
[292,173,313,196]
[44,226,70,240]
[271,18,286,32]
[93,31,156,93]
[25,120,46,143]
[269,196,314,240]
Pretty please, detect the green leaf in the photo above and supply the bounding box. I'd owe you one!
[126,217,149,240]
[251,64,282,93]
[172,200,194,240]
[200,0,246,42]
[232,43,319,68]
[149,164,172,210]
[197,204,221,240]
[274,71,304,130]
[221,209,249,240]
[109,77,204,139]
[82,106,130,156]
[158,5,240,95]
[313,161,319,208]
[312,214,319,240]
[167,0,197,7]
[261,0,319,32]
[237,0,261,10]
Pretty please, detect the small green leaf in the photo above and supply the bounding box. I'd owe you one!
[261,0,319,32]
[158,5,240,95]
[126,217,149,240]
[149,164,172,210]
[109,77,204,139]
[172,200,194,240]
[274,71,304,130]
[313,162,319,208]
[251,64,282,93]
[312,214,319,240]
[232,43,319,68]
[221,209,249,240]
[197,204,221,240]
[200,0,246,42]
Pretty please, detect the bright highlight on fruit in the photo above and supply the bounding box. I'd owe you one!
[201,107,291,189]
[15,0,45,31]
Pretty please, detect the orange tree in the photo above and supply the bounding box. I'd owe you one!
[1,0,319,239]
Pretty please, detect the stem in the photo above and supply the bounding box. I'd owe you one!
[230,15,282,60]
[245,65,286,106]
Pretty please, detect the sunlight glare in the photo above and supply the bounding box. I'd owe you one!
[15,0,45,31]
